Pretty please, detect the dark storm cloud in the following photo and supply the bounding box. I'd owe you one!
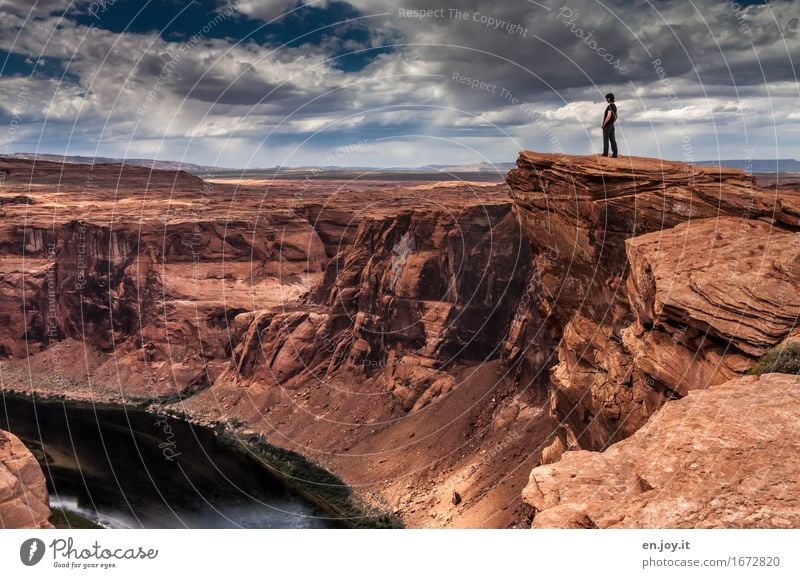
[181,71,302,105]
[364,0,798,97]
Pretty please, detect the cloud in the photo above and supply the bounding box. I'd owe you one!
[232,0,335,22]
[0,0,797,166]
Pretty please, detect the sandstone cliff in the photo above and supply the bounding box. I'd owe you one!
[506,152,800,453]
[0,429,52,529]
[0,160,547,527]
[185,197,551,528]
[506,152,800,527]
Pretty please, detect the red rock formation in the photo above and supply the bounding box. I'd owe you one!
[523,374,800,528]
[506,152,800,451]
[186,196,550,528]
[0,159,549,527]
[0,429,52,529]
[4,152,799,529]
[626,217,800,358]
[0,159,335,400]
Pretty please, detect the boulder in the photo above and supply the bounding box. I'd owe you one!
[524,374,800,528]
[0,430,52,529]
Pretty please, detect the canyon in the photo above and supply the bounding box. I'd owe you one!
[0,152,798,528]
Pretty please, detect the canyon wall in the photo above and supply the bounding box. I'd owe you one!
[506,151,800,527]
[185,196,552,528]
[0,160,549,527]
[506,152,800,451]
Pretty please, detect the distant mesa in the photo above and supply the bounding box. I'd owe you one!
[4,153,519,177]
[3,152,228,174]
[417,161,517,173]
[693,158,800,173]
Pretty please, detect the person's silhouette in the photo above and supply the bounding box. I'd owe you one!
[601,93,618,158]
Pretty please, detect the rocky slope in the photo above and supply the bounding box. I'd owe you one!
[524,373,800,528]
[183,190,550,528]
[0,429,52,528]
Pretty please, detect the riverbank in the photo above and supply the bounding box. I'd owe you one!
[49,507,103,529]
[212,427,402,529]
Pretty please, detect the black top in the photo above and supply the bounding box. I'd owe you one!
[603,103,617,127]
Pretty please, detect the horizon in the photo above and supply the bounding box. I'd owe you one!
[2,1,797,168]
[5,150,800,172]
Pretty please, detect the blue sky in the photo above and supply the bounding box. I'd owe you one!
[0,0,797,168]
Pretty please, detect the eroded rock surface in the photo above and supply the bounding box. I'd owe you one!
[506,151,800,451]
[185,193,549,529]
[0,159,548,528]
[626,217,800,358]
[524,374,800,528]
[0,429,52,529]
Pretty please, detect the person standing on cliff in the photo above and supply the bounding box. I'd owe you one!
[601,93,618,158]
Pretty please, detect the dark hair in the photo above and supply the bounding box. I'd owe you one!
[605,93,615,101]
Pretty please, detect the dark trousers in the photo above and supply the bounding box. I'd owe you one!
[602,125,618,156]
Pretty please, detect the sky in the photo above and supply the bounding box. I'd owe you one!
[0,0,797,168]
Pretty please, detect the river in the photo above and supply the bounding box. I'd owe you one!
[1,395,337,529]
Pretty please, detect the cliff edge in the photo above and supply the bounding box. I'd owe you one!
[506,151,800,528]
